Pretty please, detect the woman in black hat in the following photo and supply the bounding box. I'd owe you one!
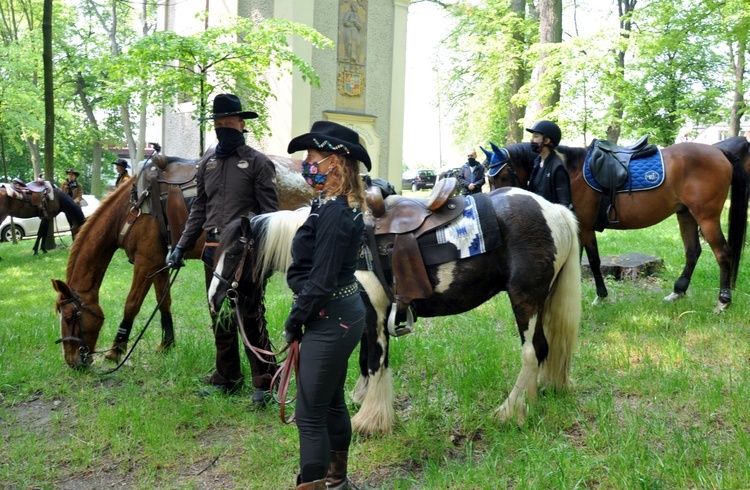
[285,121,370,490]
[61,168,82,204]
[112,159,131,188]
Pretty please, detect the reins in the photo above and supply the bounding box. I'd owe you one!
[215,231,299,424]
[56,267,180,374]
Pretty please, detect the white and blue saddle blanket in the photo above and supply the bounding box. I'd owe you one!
[583,148,665,193]
[435,194,500,259]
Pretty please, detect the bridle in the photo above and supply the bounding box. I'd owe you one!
[494,148,523,187]
[213,229,299,424]
[56,289,106,366]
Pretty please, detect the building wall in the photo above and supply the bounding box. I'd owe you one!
[158,0,406,185]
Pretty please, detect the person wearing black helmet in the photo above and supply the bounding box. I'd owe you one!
[525,120,574,211]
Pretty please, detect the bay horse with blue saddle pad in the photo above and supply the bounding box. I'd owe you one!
[487,140,749,311]
[208,182,582,434]
[1,181,86,252]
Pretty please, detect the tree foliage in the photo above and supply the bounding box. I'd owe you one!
[433,0,749,147]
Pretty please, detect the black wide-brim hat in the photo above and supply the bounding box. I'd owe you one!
[287,121,371,171]
[65,168,80,177]
[202,94,258,120]
[112,159,130,169]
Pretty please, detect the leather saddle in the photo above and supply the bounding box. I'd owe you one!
[364,178,464,336]
[130,154,200,248]
[589,136,657,226]
[7,179,53,212]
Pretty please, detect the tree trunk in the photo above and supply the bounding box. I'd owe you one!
[528,0,562,120]
[506,0,527,144]
[76,73,103,195]
[43,0,56,250]
[606,0,637,143]
[728,40,746,137]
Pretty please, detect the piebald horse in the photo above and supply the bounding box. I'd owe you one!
[209,187,581,434]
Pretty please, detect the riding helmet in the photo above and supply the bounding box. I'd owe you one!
[525,120,561,147]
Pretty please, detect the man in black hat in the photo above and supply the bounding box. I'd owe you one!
[112,159,131,188]
[167,93,279,402]
[61,168,82,204]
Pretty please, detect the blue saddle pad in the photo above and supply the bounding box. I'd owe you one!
[435,194,499,259]
[584,148,665,193]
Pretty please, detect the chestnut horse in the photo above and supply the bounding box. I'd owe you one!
[487,141,749,311]
[1,184,86,248]
[52,155,312,368]
[209,187,581,434]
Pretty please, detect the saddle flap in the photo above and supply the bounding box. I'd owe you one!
[165,184,189,248]
[392,232,433,302]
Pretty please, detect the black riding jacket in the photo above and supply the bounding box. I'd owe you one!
[527,151,573,210]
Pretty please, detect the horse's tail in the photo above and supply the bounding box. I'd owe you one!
[721,149,749,287]
[254,207,310,279]
[540,206,581,389]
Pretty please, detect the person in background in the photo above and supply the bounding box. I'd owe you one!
[166,93,279,403]
[525,120,574,211]
[61,168,82,204]
[112,159,131,188]
[284,121,370,489]
[457,149,485,195]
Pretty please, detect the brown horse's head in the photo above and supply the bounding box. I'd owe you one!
[487,142,536,191]
[52,279,105,369]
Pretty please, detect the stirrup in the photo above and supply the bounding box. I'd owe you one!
[387,303,415,337]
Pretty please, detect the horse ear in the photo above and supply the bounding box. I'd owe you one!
[51,279,71,297]
[479,146,493,160]
[490,142,503,155]
[240,215,252,236]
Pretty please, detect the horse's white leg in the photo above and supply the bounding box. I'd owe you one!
[495,337,539,425]
[351,367,395,435]
[352,374,368,404]
[664,291,685,302]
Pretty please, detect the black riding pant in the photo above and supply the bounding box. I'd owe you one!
[202,243,277,390]
[297,293,365,482]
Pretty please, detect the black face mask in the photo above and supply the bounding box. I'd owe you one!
[468,158,477,165]
[215,127,246,158]
[530,142,542,154]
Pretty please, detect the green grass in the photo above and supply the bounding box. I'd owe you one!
[1,209,750,489]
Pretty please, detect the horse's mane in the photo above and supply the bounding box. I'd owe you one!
[555,145,587,172]
[504,143,536,173]
[54,187,85,225]
[218,207,311,281]
[65,182,131,279]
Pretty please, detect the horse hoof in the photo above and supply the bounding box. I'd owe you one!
[663,292,683,302]
[104,343,127,362]
[713,301,729,313]
[156,341,175,353]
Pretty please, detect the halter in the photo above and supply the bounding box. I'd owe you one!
[495,148,522,187]
[55,289,106,365]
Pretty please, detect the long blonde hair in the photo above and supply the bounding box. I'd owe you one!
[324,153,368,211]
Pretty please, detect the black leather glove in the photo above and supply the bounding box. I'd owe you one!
[284,316,302,344]
[167,245,186,269]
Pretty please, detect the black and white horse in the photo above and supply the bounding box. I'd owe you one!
[208,187,582,434]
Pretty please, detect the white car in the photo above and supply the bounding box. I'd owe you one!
[0,192,100,242]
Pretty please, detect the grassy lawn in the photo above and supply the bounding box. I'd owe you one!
[1,204,749,489]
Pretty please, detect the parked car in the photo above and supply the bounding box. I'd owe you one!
[438,167,461,181]
[0,191,100,242]
[401,169,437,192]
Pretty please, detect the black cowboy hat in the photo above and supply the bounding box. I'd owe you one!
[287,121,372,171]
[202,94,258,120]
[112,159,130,169]
[65,168,80,177]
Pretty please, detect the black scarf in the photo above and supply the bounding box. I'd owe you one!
[215,127,246,159]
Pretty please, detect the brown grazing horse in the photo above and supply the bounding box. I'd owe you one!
[209,187,582,433]
[1,184,86,248]
[487,141,749,312]
[52,155,312,368]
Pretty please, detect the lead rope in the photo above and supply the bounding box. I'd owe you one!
[96,267,180,376]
